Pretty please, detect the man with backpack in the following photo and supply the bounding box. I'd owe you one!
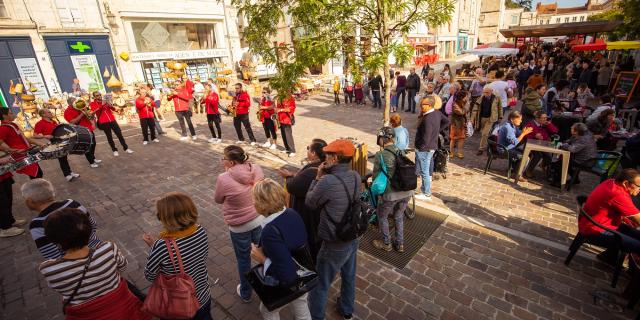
[371,127,414,253]
[306,139,361,320]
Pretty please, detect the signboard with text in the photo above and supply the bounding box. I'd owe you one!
[70,55,106,93]
[14,58,49,100]
[130,49,228,62]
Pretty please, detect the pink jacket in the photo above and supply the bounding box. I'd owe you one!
[214,163,264,226]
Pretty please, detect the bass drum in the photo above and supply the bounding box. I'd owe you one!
[51,124,93,155]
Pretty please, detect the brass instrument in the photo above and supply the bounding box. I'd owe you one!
[271,113,280,128]
[73,99,95,121]
[229,99,238,117]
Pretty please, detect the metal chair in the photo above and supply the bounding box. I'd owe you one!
[566,151,622,191]
[565,195,628,288]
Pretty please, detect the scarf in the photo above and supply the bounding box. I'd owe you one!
[159,224,197,239]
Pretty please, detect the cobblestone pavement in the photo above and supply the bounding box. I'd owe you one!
[1,92,637,319]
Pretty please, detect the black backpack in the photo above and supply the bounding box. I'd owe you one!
[384,150,418,191]
[326,174,373,242]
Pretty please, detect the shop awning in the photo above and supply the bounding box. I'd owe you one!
[500,21,622,38]
[571,40,640,52]
[475,41,515,49]
[463,48,519,56]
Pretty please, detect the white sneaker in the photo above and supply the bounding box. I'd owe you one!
[0,227,24,238]
[94,159,102,164]
[216,139,222,144]
[143,141,148,146]
[180,136,189,141]
[414,193,432,201]
[250,141,256,146]
[113,151,119,157]
[262,141,271,147]
[12,219,26,227]
[269,144,277,150]
[191,135,198,140]
[153,139,160,143]
[66,174,75,182]
[126,149,134,154]
[208,138,216,143]
[71,172,80,178]
[90,163,99,168]
[288,153,296,158]
[235,140,244,144]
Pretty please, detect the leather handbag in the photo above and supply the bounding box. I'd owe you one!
[247,225,318,311]
[142,239,200,319]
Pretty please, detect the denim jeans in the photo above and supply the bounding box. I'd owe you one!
[377,197,409,245]
[309,240,358,320]
[588,223,640,257]
[415,150,435,195]
[192,299,212,320]
[372,90,382,109]
[407,89,417,112]
[229,226,262,300]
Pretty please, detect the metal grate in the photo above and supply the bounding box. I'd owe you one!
[359,205,447,269]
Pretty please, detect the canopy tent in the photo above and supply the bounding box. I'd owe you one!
[500,21,622,38]
[475,41,515,49]
[463,48,519,56]
[571,40,640,52]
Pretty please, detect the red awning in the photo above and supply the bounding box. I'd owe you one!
[571,39,607,52]
[475,42,515,49]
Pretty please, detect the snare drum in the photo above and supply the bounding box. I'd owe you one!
[0,163,13,175]
[52,124,93,155]
[12,153,43,172]
[39,142,70,160]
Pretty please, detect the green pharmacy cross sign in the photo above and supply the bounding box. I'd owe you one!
[67,41,94,54]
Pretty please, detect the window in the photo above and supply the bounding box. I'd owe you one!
[511,15,519,25]
[556,18,560,23]
[547,20,550,24]
[580,16,585,22]
[565,17,569,23]
[0,0,8,17]
[55,0,83,27]
[572,16,577,22]
[132,22,217,52]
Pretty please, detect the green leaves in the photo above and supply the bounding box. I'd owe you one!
[589,0,639,41]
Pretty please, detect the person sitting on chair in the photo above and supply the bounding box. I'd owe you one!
[522,111,558,178]
[497,111,533,182]
[581,169,640,265]
[549,123,597,186]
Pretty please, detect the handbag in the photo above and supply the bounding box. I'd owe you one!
[142,239,200,319]
[370,153,388,196]
[246,225,318,311]
[465,120,475,137]
[62,248,95,314]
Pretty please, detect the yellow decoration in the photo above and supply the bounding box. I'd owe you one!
[103,67,110,78]
[14,83,24,94]
[21,93,35,102]
[119,51,130,61]
[106,75,123,88]
[9,80,15,94]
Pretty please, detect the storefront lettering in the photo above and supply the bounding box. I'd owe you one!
[130,49,228,62]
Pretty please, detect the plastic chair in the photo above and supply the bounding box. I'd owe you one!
[565,195,628,288]
[484,135,515,178]
[566,151,622,191]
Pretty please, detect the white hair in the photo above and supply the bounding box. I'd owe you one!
[21,179,55,203]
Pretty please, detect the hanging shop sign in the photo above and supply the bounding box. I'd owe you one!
[129,49,228,62]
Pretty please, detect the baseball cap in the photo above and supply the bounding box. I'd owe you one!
[323,139,355,157]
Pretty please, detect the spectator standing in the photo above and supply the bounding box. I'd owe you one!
[342,72,354,104]
[597,62,613,96]
[406,68,421,113]
[193,78,206,114]
[250,179,312,320]
[578,62,593,89]
[396,71,407,111]
[305,139,361,320]
[390,114,409,151]
[521,84,547,127]
[488,70,510,115]
[527,70,545,90]
[333,76,341,105]
[214,146,265,302]
[517,63,533,99]
[471,87,503,156]
[449,91,469,159]
[143,193,211,319]
[369,73,383,109]
[415,95,449,201]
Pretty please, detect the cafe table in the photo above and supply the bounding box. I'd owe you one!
[515,140,571,191]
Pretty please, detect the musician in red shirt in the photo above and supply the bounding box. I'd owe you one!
[33,108,79,181]
[276,94,296,157]
[168,80,197,140]
[0,154,24,238]
[232,83,256,145]
[64,97,101,167]
[259,87,277,150]
[135,87,158,145]
[0,108,45,178]
[204,83,222,143]
[90,91,133,157]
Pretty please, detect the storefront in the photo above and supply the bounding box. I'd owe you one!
[44,35,118,94]
[0,37,49,107]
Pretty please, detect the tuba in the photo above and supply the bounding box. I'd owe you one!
[73,99,95,121]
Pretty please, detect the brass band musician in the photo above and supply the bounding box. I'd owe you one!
[64,97,101,167]
[33,109,80,181]
[258,87,277,150]
[89,91,134,157]
[135,87,158,145]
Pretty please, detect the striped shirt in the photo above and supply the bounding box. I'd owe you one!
[144,225,210,306]
[29,199,100,260]
[39,241,126,305]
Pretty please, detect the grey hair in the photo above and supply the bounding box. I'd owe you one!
[572,123,588,136]
[21,179,55,203]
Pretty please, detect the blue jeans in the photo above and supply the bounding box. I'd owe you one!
[309,240,358,320]
[415,150,435,195]
[230,226,262,300]
[372,90,382,108]
[192,299,212,320]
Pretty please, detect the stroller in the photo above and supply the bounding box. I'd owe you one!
[433,134,450,179]
[361,170,417,226]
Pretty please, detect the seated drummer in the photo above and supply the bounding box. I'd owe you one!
[0,108,45,179]
[33,109,80,182]
[581,169,640,265]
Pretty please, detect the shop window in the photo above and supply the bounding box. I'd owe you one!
[511,15,518,25]
[0,0,8,17]
[556,18,560,23]
[580,16,585,22]
[564,17,569,23]
[572,16,577,22]
[132,22,217,52]
[55,0,84,27]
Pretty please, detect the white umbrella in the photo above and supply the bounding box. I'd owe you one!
[463,48,519,57]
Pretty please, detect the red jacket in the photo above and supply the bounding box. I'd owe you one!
[89,101,116,124]
[168,88,192,112]
[34,119,58,136]
[233,91,251,115]
[64,107,94,132]
[276,97,296,125]
[259,97,275,122]
[135,97,155,119]
[0,121,38,177]
[185,79,194,95]
[205,91,220,115]
[524,120,558,141]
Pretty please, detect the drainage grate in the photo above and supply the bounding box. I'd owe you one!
[359,206,447,269]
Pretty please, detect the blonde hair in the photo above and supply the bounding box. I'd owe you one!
[156,192,198,232]
[253,178,287,216]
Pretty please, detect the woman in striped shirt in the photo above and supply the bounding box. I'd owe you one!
[143,192,211,320]
[39,208,149,320]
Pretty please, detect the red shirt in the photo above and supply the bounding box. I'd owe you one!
[135,97,155,119]
[580,179,640,235]
[259,97,274,122]
[89,101,116,124]
[64,107,94,132]
[0,121,30,150]
[277,97,296,125]
[205,92,220,115]
[234,92,251,115]
[168,88,191,112]
[34,119,58,136]
[524,121,559,141]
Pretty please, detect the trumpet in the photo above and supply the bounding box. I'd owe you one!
[73,99,95,121]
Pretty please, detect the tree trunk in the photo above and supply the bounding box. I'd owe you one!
[383,60,391,126]
[381,0,391,126]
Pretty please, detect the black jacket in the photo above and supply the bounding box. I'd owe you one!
[286,162,322,260]
[407,73,421,91]
[415,111,450,151]
[369,75,383,90]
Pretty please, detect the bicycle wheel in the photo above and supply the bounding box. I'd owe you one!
[404,195,416,220]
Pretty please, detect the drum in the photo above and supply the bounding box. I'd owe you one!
[51,124,93,155]
[39,142,70,160]
[12,153,42,172]
[0,163,13,175]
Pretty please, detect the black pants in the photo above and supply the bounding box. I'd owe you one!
[58,156,72,177]
[280,124,295,153]
[525,151,551,175]
[140,118,156,142]
[372,90,382,109]
[590,224,640,258]
[407,89,417,112]
[334,92,340,104]
[344,91,353,104]
[175,111,196,137]
[597,84,609,96]
[0,177,15,229]
[99,121,128,152]
[30,166,43,180]
[397,87,406,110]
[233,114,256,142]
[85,132,96,164]
[207,114,222,139]
[262,118,277,140]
